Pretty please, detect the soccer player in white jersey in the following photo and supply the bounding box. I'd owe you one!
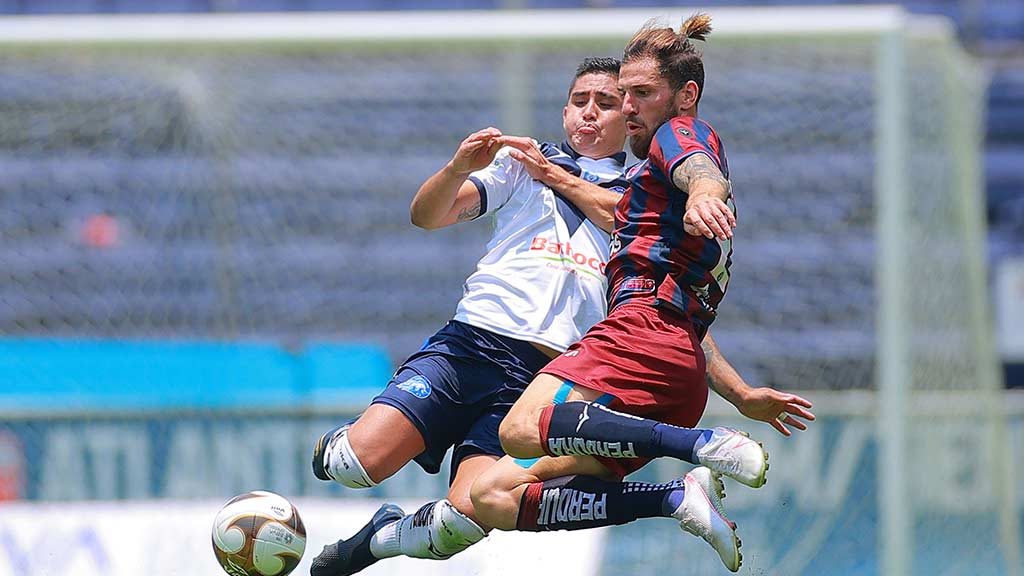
[309,57,632,576]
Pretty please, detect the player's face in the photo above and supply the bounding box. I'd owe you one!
[563,72,626,159]
[619,58,677,159]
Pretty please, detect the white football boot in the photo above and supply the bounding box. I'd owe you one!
[674,466,741,572]
[695,427,769,488]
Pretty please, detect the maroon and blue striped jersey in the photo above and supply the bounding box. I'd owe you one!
[606,115,733,337]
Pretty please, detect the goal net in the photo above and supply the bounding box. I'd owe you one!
[0,7,1016,576]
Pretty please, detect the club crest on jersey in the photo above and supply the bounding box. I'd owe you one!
[396,375,431,399]
[620,277,655,294]
[581,170,600,183]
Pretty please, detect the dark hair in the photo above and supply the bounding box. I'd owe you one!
[567,57,621,97]
[622,13,711,103]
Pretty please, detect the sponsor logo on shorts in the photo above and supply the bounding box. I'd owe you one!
[538,487,607,526]
[396,375,431,399]
[619,277,655,294]
[563,349,580,358]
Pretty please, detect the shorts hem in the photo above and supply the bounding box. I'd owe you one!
[369,396,442,475]
[538,368,616,400]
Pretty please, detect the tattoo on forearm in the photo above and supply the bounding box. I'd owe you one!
[456,201,481,222]
[673,154,730,198]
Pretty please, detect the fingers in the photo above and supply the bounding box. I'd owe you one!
[770,413,808,436]
[508,148,538,165]
[468,127,502,141]
[770,418,791,436]
[684,211,715,239]
[451,128,504,173]
[684,199,735,241]
[784,394,814,409]
[782,415,808,431]
[459,127,503,151]
[784,401,815,422]
[703,201,734,240]
[712,205,735,238]
[502,137,555,183]
[496,135,536,151]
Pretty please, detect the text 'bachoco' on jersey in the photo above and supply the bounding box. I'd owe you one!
[457,141,628,352]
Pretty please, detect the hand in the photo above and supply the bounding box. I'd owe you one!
[736,388,815,437]
[449,127,503,175]
[498,136,563,186]
[684,195,735,240]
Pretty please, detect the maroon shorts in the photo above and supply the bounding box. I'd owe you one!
[541,302,709,477]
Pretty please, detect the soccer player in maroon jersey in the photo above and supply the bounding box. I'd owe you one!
[466,14,815,572]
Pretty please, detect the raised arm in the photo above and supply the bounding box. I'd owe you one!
[672,153,735,241]
[498,136,620,233]
[703,331,815,436]
[410,127,503,230]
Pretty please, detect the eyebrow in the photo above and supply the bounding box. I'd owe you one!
[571,90,621,100]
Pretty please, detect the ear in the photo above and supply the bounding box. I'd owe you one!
[674,80,700,115]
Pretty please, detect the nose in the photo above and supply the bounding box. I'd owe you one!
[621,93,636,116]
[582,99,598,121]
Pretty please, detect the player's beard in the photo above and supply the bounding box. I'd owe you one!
[628,131,653,160]
[627,107,674,160]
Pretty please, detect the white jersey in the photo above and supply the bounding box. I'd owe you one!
[453,141,627,352]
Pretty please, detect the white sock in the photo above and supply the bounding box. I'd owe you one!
[369,499,486,560]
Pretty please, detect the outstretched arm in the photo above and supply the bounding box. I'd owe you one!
[703,332,815,436]
[672,153,735,241]
[498,136,620,233]
[410,127,503,230]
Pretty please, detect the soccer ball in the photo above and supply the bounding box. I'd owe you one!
[212,490,307,576]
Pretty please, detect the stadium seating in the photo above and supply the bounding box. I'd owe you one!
[0,0,1020,390]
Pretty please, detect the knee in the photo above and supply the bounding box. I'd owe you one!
[345,439,387,485]
[469,468,520,531]
[321,426,384,489]
[499,405,544,459]
[446,490,477,525]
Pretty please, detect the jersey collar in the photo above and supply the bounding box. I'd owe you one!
[560,141,627,168]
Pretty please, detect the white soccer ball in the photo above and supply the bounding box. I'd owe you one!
[212,490,307,576]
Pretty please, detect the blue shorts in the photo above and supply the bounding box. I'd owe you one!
[371,320,551,483]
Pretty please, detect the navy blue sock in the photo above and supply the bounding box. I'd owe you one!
[516,475,685,531]
[540,402,712,463]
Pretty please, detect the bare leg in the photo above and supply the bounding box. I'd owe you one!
[471,454,614,530]
[499,373,608,458]
[313,403,426,488]
[347,403,426,483]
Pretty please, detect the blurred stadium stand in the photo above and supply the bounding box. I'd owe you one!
[0,0,1020,388]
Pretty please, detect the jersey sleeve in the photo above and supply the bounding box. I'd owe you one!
[466,147,528,218]
[649,116,724,185]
